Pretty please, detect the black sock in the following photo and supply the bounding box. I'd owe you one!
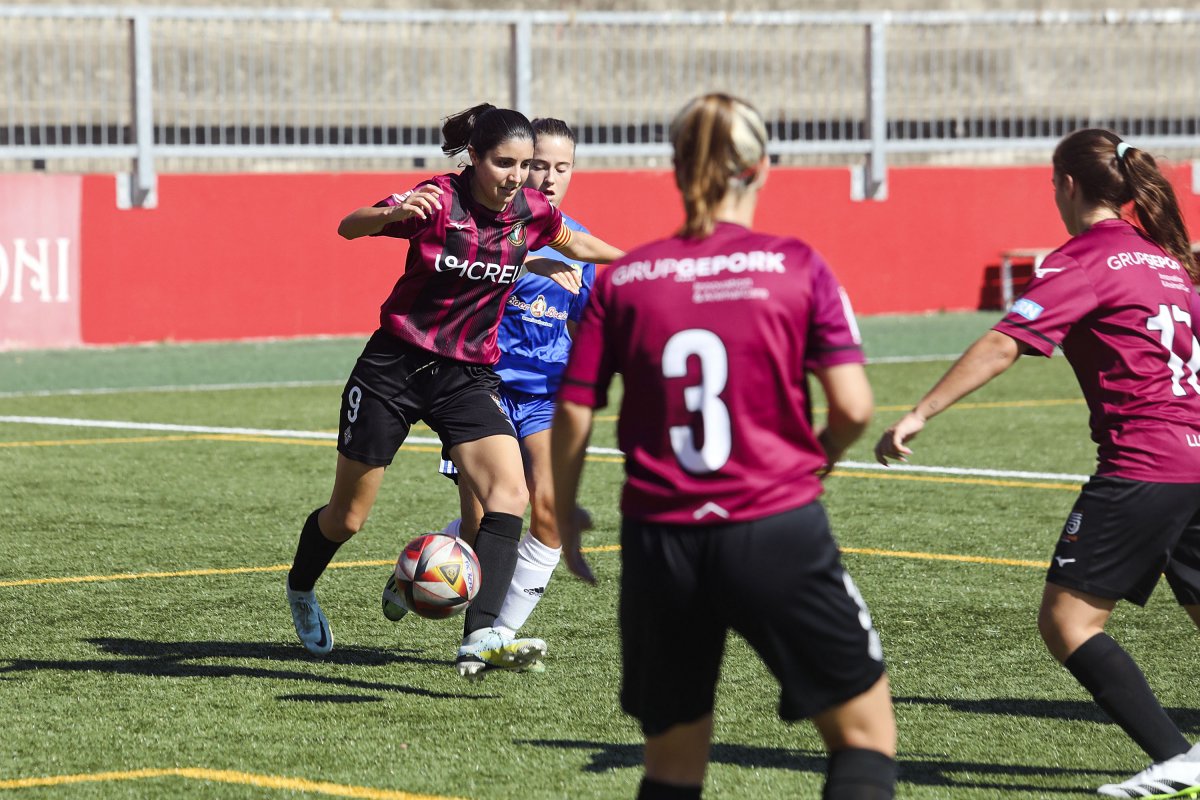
[1063,632,1190,761]
[287,506,342,592]
[464,511,522,635]
[636,777,702,800]
[823,748,896,800]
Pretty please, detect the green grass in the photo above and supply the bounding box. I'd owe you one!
[1,312,1197,799]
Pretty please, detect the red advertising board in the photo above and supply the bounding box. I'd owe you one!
[0,175,83,350]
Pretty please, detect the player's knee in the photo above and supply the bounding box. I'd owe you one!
[1036,605,1080,662]
[480,482,528,516]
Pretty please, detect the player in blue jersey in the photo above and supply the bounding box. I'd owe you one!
[383,118,594,660]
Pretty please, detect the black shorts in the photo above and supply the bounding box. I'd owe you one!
[1047,475,1200,606]
[336,330,516,467]
[619,503,886,737]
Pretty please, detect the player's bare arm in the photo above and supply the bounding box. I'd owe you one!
[550,399,597,585]
[551,229,624,265]
[875,330,1024,465]
[337,186,445,239]
[525,257,583,294]
[812,362,873,475]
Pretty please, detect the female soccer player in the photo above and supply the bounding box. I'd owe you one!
[413,118,596,653]
[284,103,622,679]
[552,93,897,800]
[875,129,1200,797]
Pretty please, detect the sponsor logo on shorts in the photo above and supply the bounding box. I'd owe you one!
[1060,511,1082,543]
[1187,433,1200,447]
[342,427,353,445]
[1012,298,1044,321]
[1054,556,1076,568]
[507,222,526,247]
[1060,513,1089,544]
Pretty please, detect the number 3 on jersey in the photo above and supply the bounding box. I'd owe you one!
[1146,304,1200,396]
[663,329,732,474]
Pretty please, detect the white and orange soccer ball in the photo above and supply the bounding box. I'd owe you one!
[386,533,481,620]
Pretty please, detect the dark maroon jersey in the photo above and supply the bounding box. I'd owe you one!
[994,219,1200,481]
[370,168,567,364]
[560,222,865,524]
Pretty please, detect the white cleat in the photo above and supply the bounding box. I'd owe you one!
[454,627,547,680]
[1097,753,1200,798]
[287,586,333,656]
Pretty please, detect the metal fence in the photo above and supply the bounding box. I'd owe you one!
[2,6,1200,206]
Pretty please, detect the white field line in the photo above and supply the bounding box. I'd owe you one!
[0,415,1089,483]
[0,353,962,400]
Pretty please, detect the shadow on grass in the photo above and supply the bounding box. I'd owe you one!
[897,696,1200,735]
[279,693,384,703]
[0,637,492,700]
[520,738,1127,795]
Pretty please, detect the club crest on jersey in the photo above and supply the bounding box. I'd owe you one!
[530,295,547,317]
[507,222,527,247]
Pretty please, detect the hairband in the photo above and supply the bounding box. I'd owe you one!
[1116,141,1133,160]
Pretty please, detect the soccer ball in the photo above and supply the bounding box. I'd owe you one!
[387,533,481,620]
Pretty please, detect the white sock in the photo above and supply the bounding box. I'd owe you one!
[495,532,561,634]
[440,518,462,539]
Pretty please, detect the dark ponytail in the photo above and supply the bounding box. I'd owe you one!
[441,103,534,159]
[1054,129,1198,283]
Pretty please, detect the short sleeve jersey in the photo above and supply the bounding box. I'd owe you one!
[370,168,568,365]
[560,221,865,524]
[993,219,1200,482]
[494,212,595,395]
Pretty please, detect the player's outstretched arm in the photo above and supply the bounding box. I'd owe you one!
[874,330,1023,465]
[337,186,444,239]
[551,399,597,585]
[551,230,624,265]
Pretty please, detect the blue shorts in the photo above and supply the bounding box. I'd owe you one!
[439,387,555,479]
[498,388,555,440]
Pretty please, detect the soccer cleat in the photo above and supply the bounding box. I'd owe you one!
[454,628,547,679]
[287,586,333,656]
[1097,754,1200,798]
[381,572,409,622]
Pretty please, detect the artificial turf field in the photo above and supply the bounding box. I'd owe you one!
[1,311,1197,799]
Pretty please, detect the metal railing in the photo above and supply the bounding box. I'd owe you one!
[3,7,1200,206]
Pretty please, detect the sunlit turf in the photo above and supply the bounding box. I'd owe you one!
[1,313,1196,799]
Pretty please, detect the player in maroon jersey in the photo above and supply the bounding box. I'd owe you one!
[553,94,897,800]
[285,103,623,679]
[876,129,1200,796]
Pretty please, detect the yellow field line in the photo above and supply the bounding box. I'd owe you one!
[0,549,620,589]
[842,546,1045,569]
[0,435,204,448]
[833,469,1079,491]
[0,767,463,799]
[1,540,1037,589]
